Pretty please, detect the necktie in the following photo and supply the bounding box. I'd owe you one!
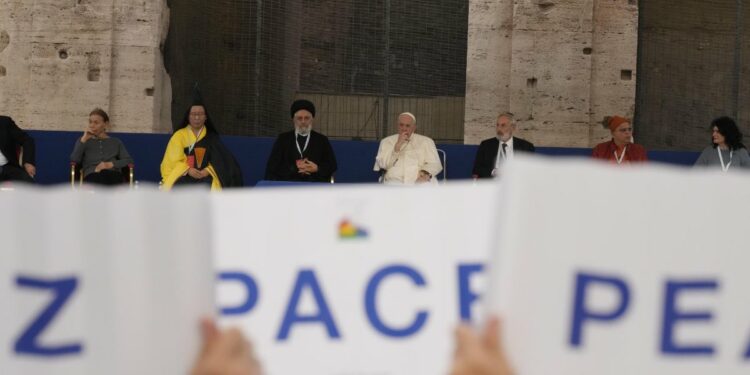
[502,142,508,157]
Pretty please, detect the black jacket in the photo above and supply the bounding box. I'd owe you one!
[0,116,35,166]
[472,136,534,178]
[265,130,337,182]
[195,131,244,187]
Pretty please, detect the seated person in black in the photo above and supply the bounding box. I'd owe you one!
[264,100,337,182]
[0,115,36,183]
[472,112,535,178]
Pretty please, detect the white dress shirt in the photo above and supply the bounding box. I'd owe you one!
[494,136,515,170]
[0,148,8,166]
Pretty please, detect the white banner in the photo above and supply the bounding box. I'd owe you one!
[490,157,750,375]
[213,182,497,375]
[0,188,214,375]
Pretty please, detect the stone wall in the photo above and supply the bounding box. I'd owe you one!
[0,0,171,134]
[465,0,638,147]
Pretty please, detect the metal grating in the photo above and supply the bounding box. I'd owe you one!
[164,0,468,143]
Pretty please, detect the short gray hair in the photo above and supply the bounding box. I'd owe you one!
[497,112,514,122]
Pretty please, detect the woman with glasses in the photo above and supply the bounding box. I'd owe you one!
[592,116,648,164]
[160,95,243,190]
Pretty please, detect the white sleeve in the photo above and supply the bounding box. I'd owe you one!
[421,138,443,176]
[374,137,399,171]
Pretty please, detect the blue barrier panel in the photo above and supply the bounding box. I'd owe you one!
[221,136,275,187]
[25,130,702,186]
[329,139,380,183]
[435,143,478,180]
[255,180,330,187]
[537,147,592,158]
[648,150,700,166]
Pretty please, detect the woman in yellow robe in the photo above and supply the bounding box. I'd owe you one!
[160,103,243,190]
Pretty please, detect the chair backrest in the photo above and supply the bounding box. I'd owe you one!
[70,162,83,187]
[436,148,447,183]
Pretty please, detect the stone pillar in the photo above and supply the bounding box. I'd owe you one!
[110,0,172,133]
[464,0,638,147]
[464,0,514,143]
[0,0,170,133]
[589,0,638,145]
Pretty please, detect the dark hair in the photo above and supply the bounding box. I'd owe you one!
[89,108,109,123]
[176,83,219,134]
[177,104,218,135]
[711,116,745,150]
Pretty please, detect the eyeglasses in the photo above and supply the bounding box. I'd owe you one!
[617,127,633,133]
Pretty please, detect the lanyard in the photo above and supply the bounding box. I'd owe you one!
[296,134,310,158]
[613,146,627,164]
[717,147,733,172]
[188,126,204,154]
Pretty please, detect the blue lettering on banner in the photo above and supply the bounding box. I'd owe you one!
[14,275,83,357]
[457,263,484,322]
[660,279,718,356]
[365,264,429,338]
[218,272,259,316]
[276,269,341,340]
[569,272,630,348]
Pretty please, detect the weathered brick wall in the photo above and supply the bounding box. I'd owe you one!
[0,0,171,133]
[464,0,514,144]
[465,0,638,147]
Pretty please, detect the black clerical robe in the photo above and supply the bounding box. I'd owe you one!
[264,130,337,182]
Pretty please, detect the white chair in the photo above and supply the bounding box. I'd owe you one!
[436,148,447,183]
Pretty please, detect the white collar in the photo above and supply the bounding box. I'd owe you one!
[498,136,514,148]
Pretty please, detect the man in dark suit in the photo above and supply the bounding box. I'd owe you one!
[472,112,534,178]
[264,100,337,182]
[0,115,36,183]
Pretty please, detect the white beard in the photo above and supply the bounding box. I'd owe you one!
[296,127,311,136]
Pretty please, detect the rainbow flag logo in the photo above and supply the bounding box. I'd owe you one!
[338,219,369,239]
